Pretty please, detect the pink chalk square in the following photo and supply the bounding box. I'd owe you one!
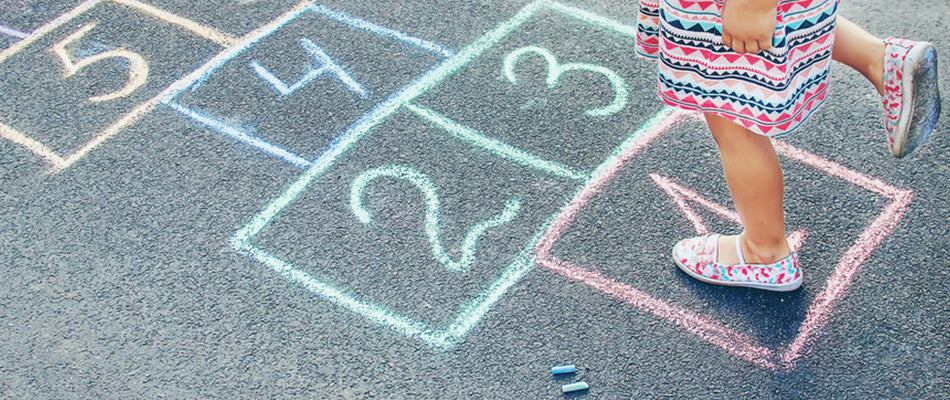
[535,110,913,370]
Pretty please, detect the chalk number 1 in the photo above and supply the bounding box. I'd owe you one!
[50,22,149,103]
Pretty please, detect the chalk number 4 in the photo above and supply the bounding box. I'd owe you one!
[504,46,629,117]
[50,22,149,103]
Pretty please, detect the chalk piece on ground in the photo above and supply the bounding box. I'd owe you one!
[561,381,589,393]
[551,364,577,375]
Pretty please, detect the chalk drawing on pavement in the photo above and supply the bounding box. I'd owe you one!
[534,111,914,371]
[162,1,454,169]
[250,37,368,98]
[227,0,658,349]
[350,164,523,273]
[0,23,28,40]
[503,45,629,117]
[405,103,590,181]
[50,22,149,103]
[648,173,808,250]
[0,0,233,173]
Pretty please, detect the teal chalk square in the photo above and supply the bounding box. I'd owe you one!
[413,3,660,174]
[231,1,662,348]
[236,108,577,347]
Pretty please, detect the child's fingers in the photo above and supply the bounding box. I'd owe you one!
[746,40,761,54]
[722,31,774,54]
[722,31,734,50]
[732,40,746,54]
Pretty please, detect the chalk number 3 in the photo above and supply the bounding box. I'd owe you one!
[50,22,149,103]
[503,46,629,117]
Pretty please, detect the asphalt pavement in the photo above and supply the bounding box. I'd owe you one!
[1,0,948,398]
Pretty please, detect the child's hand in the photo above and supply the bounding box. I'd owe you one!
[721,0,779,54]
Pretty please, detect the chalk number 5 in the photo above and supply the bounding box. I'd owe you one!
[503,46,629,117]
[50,22,149,103]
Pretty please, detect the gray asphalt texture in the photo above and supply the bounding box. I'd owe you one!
[1,0,949,398]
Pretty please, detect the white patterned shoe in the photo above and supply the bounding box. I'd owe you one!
[882,37,941,158]
[672,234,802,292]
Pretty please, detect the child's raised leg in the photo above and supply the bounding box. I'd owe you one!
[832,17,886,96]
[831,16,941,157]
[704,113,791,265]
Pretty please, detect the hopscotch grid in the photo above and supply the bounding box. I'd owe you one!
[164,1,316,97]
[0,122,68,168]
[164,100,313,169]
[0,23,28,39]
[109,0,236,46]
[228,0,548,332]
[161,1,457,169]
[234,212,557,349]
[405,103,590,181]
[306,3,456,58]
[0,0,234,173]
[0,0,235,63]
[534,112,914,371]
[229,0,657,348]
[0,0,102,64]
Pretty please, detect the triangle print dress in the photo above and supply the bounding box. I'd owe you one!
[635,0,839,136]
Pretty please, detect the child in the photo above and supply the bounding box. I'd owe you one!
[635,0,941,291]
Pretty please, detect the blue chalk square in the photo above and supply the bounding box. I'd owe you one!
[165,2,452,169]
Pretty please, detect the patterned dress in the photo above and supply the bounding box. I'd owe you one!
[636,0,839,136]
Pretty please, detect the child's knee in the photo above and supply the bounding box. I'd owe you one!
[704,113,771,150]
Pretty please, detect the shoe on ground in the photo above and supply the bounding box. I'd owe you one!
[671,234,802,292]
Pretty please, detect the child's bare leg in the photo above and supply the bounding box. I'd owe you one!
[705,113,791,264]
[833,16,887,96]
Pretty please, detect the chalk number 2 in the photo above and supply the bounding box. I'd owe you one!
[503,46,629,117]
[50,22,149,103]
[350,165,522,273]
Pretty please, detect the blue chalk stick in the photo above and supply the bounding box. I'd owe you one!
[551,364,577,375]
[562,381,589,393]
